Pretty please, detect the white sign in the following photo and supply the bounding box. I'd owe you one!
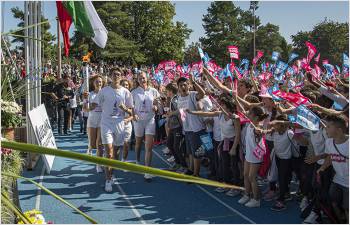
[28,104,56,174]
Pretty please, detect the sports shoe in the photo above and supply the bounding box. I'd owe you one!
[263,190,276,202]
[238,195,250,204]
[105,180,113,192]
[284,193,293,201]
[112,174,117,183]
[215,187,226,193]
[245,199,260,208]
[303,210,318,224]
[96,165,103,173]
[169,164,181,171]
[86,149,92,155]
[162,148,170,154]
[144,173,153,182]
[271,201,286,211]
[176,167,186,173]
[226,189,240,197]
[167,156,175,163]
[300,196,308,211]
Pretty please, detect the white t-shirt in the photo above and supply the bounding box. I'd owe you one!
[199,96,213,132]
[187,92,206,133]
[325,138,349,187]
[97,86,133,122]
[131,86,159,121]
[219,114,235,139]
[308,128,327,165]
[272,130,294,159]
[177,91,206,133]
[319,86,349,109]
[89,91,102,116]
[69,94,77,108]
[177,94,191,132]
[213,116,222,142]
[245,124,263,163]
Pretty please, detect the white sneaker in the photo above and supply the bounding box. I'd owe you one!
[96,165,103,173]
[162,148,170,154]
[238,195,250,204]
[105,180,113,192]
[167,156,175,163]
[245,198,260,208]
[215,187,226,193]
[226,189,240,197]
[144,173,153,181]
[300,196,308,211]
[303,210,318,224]
[111,174,117,183]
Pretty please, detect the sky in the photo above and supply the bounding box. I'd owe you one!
[1,0,349,47]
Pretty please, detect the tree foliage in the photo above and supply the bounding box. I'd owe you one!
[70,1,191,65]
[10,7,56,61]
[291,19,349,65]
[200,1,291,66]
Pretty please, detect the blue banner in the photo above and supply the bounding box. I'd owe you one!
[288,105,320,131]
[288,53,299,64]
[272,51,280,61]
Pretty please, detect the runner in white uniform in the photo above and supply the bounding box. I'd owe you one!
[120,79,133,162]
[83,76,104,174]
[93,69,134,192]
[131,71,160,181]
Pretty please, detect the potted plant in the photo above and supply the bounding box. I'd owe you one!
[1,100,23,140]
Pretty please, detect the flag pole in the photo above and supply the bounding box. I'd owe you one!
[56,16,61,79]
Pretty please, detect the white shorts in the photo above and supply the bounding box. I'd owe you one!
[124,122,132,142]
[133,118,155,137]
[101,120,125,146]
[87,113,101,128]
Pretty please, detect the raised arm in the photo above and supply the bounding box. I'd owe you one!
[186,109,221,117]
[202,67,232,94]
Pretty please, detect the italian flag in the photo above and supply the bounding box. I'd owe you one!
[56,1,108,56]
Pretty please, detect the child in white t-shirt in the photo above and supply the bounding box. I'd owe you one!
[317,115,349,223]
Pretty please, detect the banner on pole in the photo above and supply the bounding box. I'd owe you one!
[227,45,239,60]
[28,104,57,174]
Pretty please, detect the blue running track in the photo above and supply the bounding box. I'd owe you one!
[18,126,302,224]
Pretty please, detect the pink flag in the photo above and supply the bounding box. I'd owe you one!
[227,45,239,60]
[237,111,251,125]
[305,41,317,63]
[322,59,329,65]
[314,53,320,63]
[252,50,264,65]
[272,90,310,107]
[207,60,220,73]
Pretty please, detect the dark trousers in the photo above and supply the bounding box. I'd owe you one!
[313,164,333,212]
[83,116,88,134]
[167,127,187,167]
[266,140,277,191]
[276,156,292,201]
[58,105,69,133]
[218,140,240,185]
[155,115,166,142]
[207,140,220,178]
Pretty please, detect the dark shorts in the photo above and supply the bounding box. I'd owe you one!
[329,182,349,209]
[190,129,207,159]
[185,131,194,156]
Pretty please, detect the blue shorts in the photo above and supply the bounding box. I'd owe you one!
[190,129,207,159]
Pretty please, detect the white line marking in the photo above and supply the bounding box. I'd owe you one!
[115,181,147,224]
[153,148,256,224]
[35,166,46,210]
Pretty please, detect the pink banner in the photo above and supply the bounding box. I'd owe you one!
[272,90,310,107]
[252,50,264,65]
[227,45,239,60]
[314,53,320,63]
[305,41,317,63]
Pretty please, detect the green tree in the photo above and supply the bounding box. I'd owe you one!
[10,7,56,60]
[70,1,191,65]
[183,42,202,64]
[126,1,191,64]
[291,19,349,65]
[200,1,247,66]
[69,1,145,65]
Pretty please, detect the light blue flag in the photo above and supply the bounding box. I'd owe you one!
[343,53,349,68]
[272,51,280,61]
[288,53,299,63]
[198,47,210,67]
[288,105,320,131]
